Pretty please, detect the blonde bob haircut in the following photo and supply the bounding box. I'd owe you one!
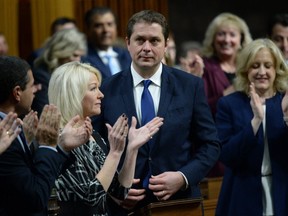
[48,61,102,128]
[35,28,87,72]
[202,12,252,57]
[234,38,288,94]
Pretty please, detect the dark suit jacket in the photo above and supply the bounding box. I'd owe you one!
[81,43,131,80]
[0,136,66,216]
[93,64,221,214]
[31,63,51,116]
[215,92,288,216]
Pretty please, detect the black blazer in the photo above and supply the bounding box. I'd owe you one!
[0,136,66,216]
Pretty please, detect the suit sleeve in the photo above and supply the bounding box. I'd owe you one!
[0,142,66,213]
[215,96,261,168]
[179,78,221,185]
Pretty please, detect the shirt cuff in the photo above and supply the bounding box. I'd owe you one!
[178,171,189,190]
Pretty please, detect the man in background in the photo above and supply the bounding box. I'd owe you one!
[0,56,91,215]
[82,6,131,80]
[268,13,288,64]
[0,33,9,56]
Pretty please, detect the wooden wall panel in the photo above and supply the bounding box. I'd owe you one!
[74,0,169,39]
[15,0,168,59]
[30,0,75,49]
[0,0,18,56]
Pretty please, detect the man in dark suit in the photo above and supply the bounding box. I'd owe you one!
[0,56,92,216]
[82,6,131,80]
[93,10,221,215]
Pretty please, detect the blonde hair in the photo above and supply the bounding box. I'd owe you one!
[48,61,102,127]
[202,12,252,57]
[234,38,288,94]
[35,28,87,72]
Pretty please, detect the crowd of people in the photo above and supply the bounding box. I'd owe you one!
[0,6,288,216]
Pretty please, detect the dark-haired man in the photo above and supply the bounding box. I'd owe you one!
[0,56,92,215]
[268,13,288,64]
[82,6,131,80]
[93,10,220,215]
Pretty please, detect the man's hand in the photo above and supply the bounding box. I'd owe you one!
[149,171,185,201]
[119,179,146,210]
[35,105,60,148]
[23,110,38,144]
[59,116,92,152]
[0,112,22,154]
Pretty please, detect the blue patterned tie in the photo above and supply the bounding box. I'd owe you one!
[141,80,155,189]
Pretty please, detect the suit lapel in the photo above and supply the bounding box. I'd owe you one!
[87,45,112,78]
[157,66,174,119]
[120,70,139,125]
[151,66,174,152]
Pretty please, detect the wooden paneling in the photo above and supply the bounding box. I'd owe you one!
[0,0,18,56]
[130,198,203,216]
[74,0,169,39]
[19,0,33,59]
[203,199,218,216]
[200,177,222,216]
[30,0,75,49]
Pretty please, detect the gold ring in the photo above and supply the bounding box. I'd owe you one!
[6,131,13,136]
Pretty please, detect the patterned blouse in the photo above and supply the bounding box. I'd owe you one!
[55,133,128,215]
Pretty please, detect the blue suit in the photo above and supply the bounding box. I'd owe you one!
[82,43,131,80]
[0,131,67,215]
[215,92,288,216]
[93,64,221,214]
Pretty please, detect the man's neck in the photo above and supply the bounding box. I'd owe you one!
[89,41,110,51]
[0,103,16,114]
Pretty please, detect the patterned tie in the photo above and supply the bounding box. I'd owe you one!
[141,80,155,189]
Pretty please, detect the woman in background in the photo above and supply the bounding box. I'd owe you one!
[202,12,252,117]
[216,39,288,216]
[32,28,87,115]
[201,12,253,177]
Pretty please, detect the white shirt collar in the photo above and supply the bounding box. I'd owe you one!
[131,63,162,88]
[98,47,118,58]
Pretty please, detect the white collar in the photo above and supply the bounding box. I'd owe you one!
[98,47,118,58]
[131,63,162,88]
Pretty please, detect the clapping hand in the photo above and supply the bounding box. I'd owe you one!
[127,116,164,150]
[249,82,265,120]
[23,110,38,144]
[59,116,92,152]
[105,114,129,154]
[35,105,60,148]
[282,90,288,116]
[0,112,22,154]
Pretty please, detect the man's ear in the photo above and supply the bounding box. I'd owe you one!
[164,39,168,52]
[12,86,22,103]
